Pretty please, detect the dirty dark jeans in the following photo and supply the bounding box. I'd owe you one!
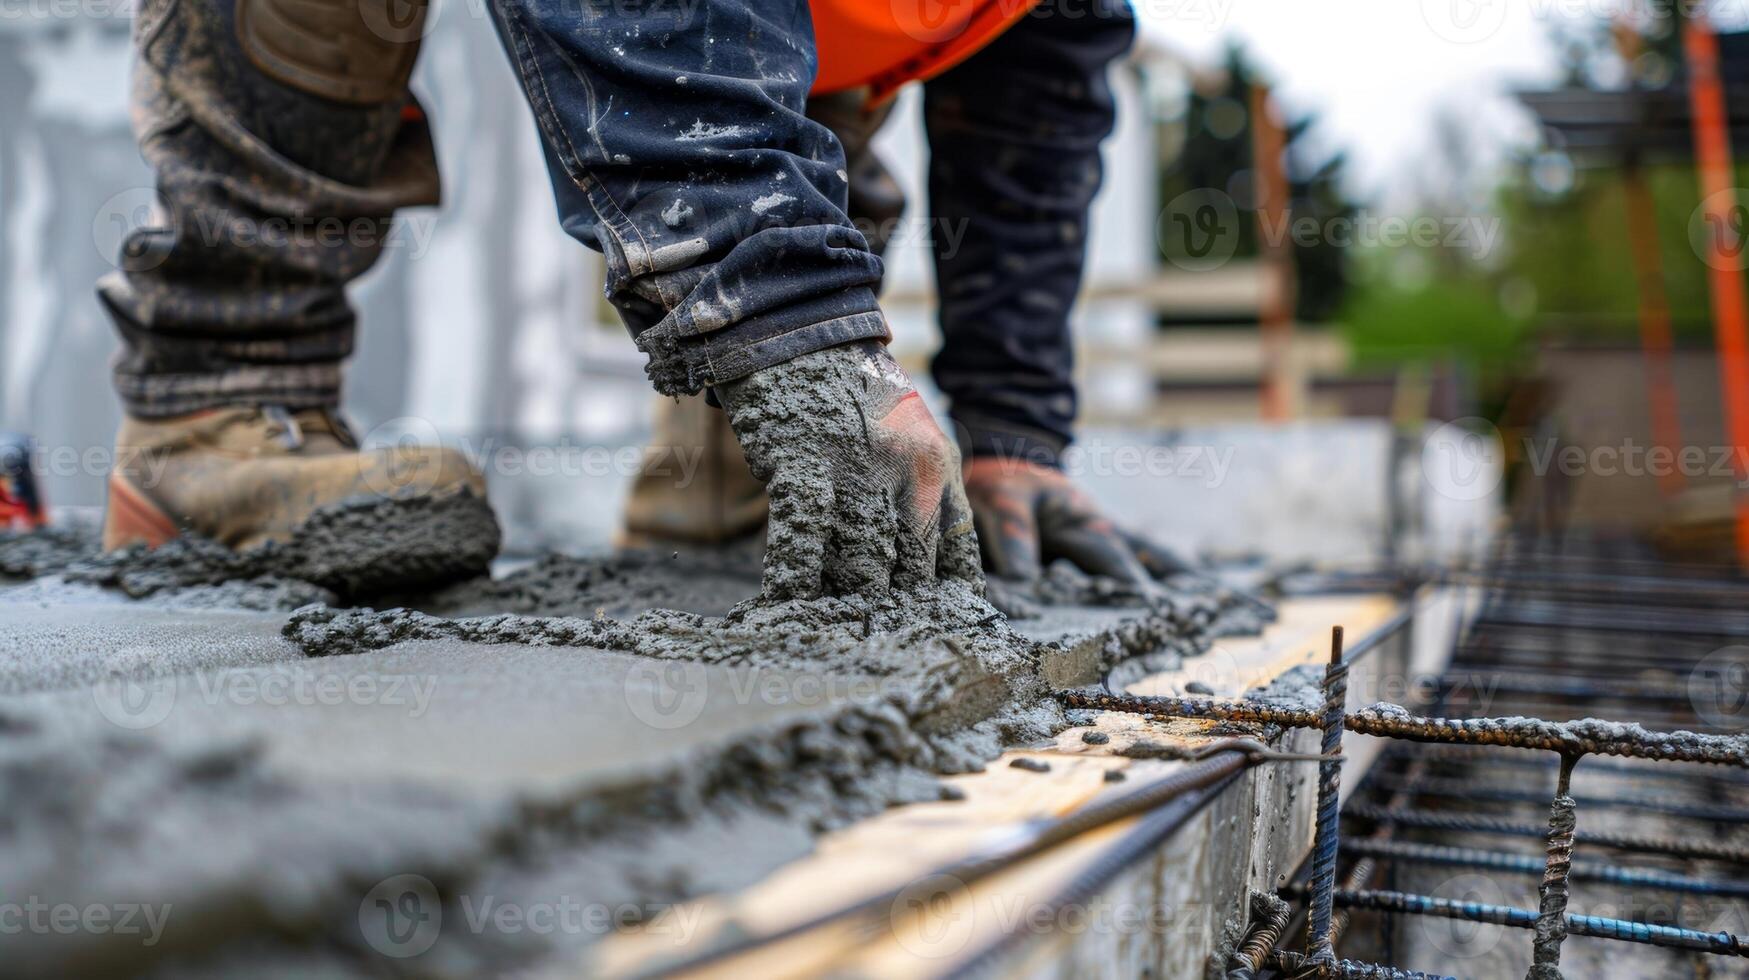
[102,0,887,416]
[926,0,1134,469]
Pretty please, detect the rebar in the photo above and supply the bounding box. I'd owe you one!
[1058,691,1320,727]
[1329,857,1378,946]
[1341,707,1748,767]
[1366,773,1749,823]
[1267,949,1456,980]
[1336,837,1749,898]
[1340,804,1749,865]
[1472,600,1749,638]
[1527,755,1578,980]
[631,751,1254,980]
[1056,692,1749,767]
[1227,891,1291,980]
[1435,672,1692,705]
[1301,887,1749,958]
[1389,744,1748,787]
[1307,626,1348,968]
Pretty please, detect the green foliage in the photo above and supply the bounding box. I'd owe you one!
[1498,161,1728,342]
[1339,275,1530,374]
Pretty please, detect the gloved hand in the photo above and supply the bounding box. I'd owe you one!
[715,341,982,600]
[963,458,1191,588]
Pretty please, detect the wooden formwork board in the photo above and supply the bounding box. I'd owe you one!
[597,592,1444,979]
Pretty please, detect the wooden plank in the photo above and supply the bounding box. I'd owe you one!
[594,593,1420,979]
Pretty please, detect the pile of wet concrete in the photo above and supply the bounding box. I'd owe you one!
[0,519,1269,976]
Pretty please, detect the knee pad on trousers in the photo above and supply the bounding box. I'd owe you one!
[237,0,426,104]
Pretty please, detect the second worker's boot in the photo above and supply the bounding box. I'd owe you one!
[103,406,500,593]
[620,394,768,548]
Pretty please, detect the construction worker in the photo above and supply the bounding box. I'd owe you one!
[625,4,1177,589]
[99,0,1165,597]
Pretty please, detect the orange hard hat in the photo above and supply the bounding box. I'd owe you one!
[810,0,1044,102]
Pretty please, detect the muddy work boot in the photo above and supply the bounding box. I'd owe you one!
[620,394,768,548]
[103,407,500,593]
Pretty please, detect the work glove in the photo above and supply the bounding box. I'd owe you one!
[715,341,982,600]
[963,458,1191,589]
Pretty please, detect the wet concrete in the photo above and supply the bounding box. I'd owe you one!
[0,592,301,695]
[0,519,1269,975]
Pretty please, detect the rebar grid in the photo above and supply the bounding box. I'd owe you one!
[1078,572,1749,980]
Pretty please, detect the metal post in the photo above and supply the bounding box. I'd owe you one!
[1682,14,1749,563]
[1620,161,1687,499]
[1249,81,1297,421]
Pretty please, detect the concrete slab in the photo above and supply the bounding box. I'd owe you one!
[0,588,301,696]
[0,635,991,975]
[0,527,1265,976]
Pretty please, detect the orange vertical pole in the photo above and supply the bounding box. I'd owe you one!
[1683,15,1749,564]
[1250,82,1296,421]
[1620,162,1687,498]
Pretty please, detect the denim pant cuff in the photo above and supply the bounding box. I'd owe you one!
[956,420,1068,470]
[113,364,344,419]
[637,288,889,396]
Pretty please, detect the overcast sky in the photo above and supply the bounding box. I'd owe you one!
[1135,0,1579,203]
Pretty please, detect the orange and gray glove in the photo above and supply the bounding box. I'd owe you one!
[716,341,982,600]
[963,458,1190,588]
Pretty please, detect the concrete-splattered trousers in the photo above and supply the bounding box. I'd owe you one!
[101,0,1133,468]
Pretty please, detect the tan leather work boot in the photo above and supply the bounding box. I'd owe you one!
[619,394,767,548]
[103,406,500,592]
